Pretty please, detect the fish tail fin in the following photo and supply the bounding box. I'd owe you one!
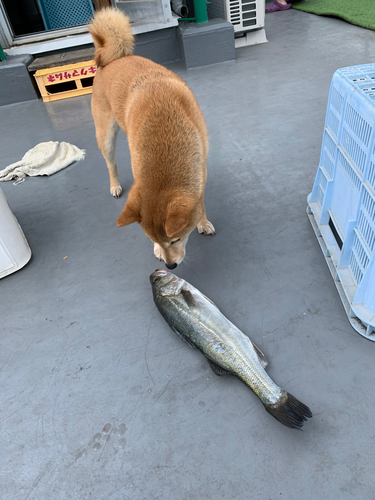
[88,8,134,68]
[264,392,312,429]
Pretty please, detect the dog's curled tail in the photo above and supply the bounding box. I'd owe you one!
[88,8,134,68]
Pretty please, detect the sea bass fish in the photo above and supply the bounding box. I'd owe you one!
[150,270,312,429]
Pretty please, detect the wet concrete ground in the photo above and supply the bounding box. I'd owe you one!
[1,8,375,500]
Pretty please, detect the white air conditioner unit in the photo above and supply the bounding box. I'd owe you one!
[208,0,267,47]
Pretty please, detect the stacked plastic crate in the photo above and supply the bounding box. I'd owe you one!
[308,64,375,340]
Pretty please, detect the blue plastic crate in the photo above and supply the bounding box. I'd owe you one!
[37,0,94,30]
[307,64,375,341]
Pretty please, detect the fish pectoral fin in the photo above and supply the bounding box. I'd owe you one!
[248,338,268,368]
[170,326,196,349]
[180,289,196,309]
[206,357,233,376]
[183,286,219,310]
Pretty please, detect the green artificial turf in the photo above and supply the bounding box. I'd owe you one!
[292,0,375,31]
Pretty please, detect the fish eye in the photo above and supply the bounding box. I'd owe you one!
[153,277,160,283]
[170,239,181,245]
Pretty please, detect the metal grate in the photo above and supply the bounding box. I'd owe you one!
[38,0,94,30]
[229,0,241,24]
[209,0,263,33]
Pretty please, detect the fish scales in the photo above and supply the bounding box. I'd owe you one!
[166,293,282,405]
[151,270,312,429]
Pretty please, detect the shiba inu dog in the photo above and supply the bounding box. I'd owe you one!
[89,8,215,268]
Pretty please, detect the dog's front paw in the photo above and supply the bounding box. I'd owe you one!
[197,219,216,235]
[154,242,163,261]
[110,185,123,198]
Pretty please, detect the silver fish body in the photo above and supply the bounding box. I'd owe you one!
[151,269,312,429]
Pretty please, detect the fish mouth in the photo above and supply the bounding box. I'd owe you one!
[150,269,178,287]
[150,269,169,282]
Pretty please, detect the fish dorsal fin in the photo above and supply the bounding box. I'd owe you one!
[248,339,268,368]
[180,288,196,308]
[201,293,219,310]
[206,357,233,376]
[170,325,196,349]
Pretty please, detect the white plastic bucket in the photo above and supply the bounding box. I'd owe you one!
[0,187,31,279]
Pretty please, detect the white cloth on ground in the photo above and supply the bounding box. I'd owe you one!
[0,141,85,182]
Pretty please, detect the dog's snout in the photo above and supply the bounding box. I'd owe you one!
[166,263,178,270]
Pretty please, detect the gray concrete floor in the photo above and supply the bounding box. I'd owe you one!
[2,9,375,500]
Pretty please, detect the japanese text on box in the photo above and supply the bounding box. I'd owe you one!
[47,66,96,83]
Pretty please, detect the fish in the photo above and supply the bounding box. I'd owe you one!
[150,269,312,429]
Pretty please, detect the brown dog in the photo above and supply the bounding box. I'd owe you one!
[89,8,215,269]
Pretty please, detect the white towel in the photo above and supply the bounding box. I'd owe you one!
[0,141,85,182]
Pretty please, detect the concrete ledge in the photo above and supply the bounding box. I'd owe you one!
[28,47,95,72]
[0,55,38,106]
[177,18,235,69]
[1,22,234,105]
[134,28,180,65]
[27,28,180,73]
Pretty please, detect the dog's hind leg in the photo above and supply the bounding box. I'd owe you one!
[94,109,121,198]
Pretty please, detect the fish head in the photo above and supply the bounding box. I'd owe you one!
[150,269,183,296]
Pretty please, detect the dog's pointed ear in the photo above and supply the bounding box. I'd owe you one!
[116,189,141,227]
[165,197,195,237]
